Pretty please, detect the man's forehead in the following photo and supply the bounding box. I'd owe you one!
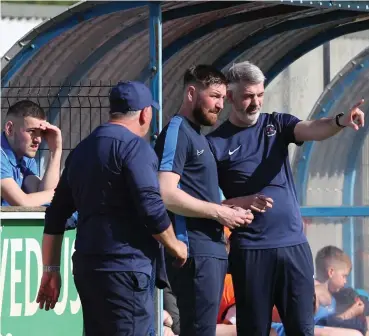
[239,82,264,94]
[22,116,45,128]
[206,83,227,94]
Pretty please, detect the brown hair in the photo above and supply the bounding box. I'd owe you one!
[315,245,352,282]
[7,100,46,120]
[184,64,228,89]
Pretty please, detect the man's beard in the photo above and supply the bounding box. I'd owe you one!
[246,105,259,114]
[193,101,218,127]
[236,105,260,126]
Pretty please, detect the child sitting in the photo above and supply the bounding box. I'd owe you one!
[314,245,368,336]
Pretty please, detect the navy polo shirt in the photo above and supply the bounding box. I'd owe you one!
[207,112,307,249]
[155,115,227,259]
[1,132,38,206]
[44,123,171,276]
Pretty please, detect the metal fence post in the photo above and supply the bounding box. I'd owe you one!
[149,2,163,335]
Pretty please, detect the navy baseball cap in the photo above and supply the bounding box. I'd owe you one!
[109,81,160,113]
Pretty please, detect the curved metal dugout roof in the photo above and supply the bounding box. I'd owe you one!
[1,1,369,126]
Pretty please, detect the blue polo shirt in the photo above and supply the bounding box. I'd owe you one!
[1,132,38,206]
[44,123,171,276]
[155,115,227,259]
[207,112,306,249]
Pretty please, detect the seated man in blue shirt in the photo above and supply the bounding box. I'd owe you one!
[155,65,254,336]
[36,81,188,336]
[1,100,62,206]
[207,61,365,336]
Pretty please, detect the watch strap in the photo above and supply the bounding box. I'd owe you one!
[335,113,346,128]
[43,265,60,272]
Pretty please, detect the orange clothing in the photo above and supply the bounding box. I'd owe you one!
[272,306,281,322]
[224,227,232,239]
[218,274,236,323]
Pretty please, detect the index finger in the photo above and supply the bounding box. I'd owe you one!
[38,298,45,309]
[233,206,249,213]
[233,207,250,216]
[33,123,47,131]
[44,123,60,131]
[352,98,364,109]
[257,195,274,203]
[50,300,57,310]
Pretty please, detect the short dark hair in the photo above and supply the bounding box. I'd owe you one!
[333,288,359,314]
[315,245,352,282]
[7,100,46,120]
[184,64,228,88]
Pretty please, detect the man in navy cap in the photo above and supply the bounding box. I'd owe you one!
[36,81,188,336]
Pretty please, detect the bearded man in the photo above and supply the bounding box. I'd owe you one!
[155,65,254,336]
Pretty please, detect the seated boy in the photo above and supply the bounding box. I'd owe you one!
[314,246,368,336]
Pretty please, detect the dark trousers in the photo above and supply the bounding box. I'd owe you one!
[229,243,315,336]
[74,271,153,336]
[166,256,228,336]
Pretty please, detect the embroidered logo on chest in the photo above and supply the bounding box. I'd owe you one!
[265,124,277,137]
[228,145,241,156]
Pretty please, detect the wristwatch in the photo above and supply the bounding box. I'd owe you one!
[335,113,346,128]
[43,265,60,273]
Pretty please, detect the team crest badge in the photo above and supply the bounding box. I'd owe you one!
[265,124,276,137]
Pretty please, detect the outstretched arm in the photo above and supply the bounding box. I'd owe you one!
[294,99,365,142]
